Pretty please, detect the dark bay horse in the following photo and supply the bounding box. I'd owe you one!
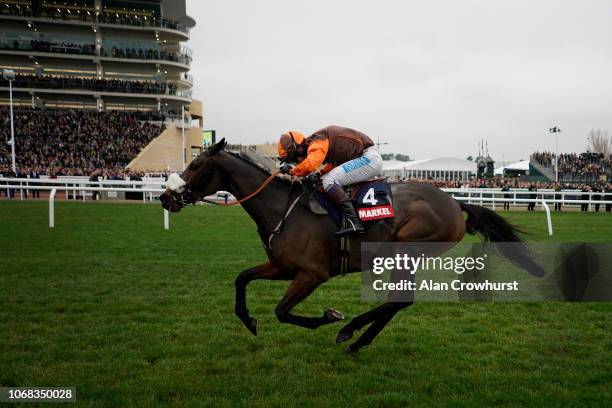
[160,139,542,352]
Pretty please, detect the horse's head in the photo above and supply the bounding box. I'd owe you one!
[160,138,228,212]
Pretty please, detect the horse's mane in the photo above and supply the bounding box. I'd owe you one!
[223,150,297,187]
[225,151,272,175]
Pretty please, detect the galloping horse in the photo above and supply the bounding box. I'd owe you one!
[160,139,542,352]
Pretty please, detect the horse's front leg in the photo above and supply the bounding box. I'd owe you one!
[235,261,292,335]
[274,273,344,329]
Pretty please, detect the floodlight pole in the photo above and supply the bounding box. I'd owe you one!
[181,104,186,171]
[8,77,16,174]
[550,126,561,183]
[376,136,389,154]
[555,131,558,183]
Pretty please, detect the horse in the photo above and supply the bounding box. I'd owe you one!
[160,139,543,352]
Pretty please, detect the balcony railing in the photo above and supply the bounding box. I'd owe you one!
[0,37,96,55]
[0,4,190,35]
[180,73,193,83]
[101,47,192,66]
[0,38,191,66]
[0,74,192,99]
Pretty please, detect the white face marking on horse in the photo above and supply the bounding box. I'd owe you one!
[167,173,187,193]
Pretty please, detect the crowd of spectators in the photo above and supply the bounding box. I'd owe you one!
[0,4,188,33]
[388,176,610,191]
[0,107,164,176]
[384,177,611,212]
[97,12,187,32]
[532,151,611,181]
[0,37,96,55]
[0,38,190,65]
[103,46,191,65]
[0,74,177,95]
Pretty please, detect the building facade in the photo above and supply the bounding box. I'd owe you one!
[0,0,203,172]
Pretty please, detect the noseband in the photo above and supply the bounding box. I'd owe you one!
[171,186,195,208]
[166,173,195,208]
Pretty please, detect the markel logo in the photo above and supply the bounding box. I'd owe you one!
[358,204,395,221]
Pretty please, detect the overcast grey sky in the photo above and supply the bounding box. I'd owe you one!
[185,0,612,162]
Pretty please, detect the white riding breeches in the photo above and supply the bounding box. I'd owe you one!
[321,146,383,191]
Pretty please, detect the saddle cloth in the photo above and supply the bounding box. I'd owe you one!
[304,179,395,224]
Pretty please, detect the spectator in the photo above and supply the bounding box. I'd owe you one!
[501,182,510,210]
[580,185,590,212]
[527,184,537,211]
[554,183,562,212]
[592,184,602,212]
[89,171,100,201]
[29,167,41,199]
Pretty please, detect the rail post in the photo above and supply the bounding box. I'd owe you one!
[164,209,170,230]
[49,188,57,228]
[541,199,553,236]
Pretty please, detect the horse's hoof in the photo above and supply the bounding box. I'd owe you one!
[246,317,257,336]
[325,308,345,322]
[335,330,353,344]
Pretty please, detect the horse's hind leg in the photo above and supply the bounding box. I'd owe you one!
[235,261,293,335]
[337,209,447,351]
[343,302,412,353]
[336,302,400,344]
[275,273,344,329]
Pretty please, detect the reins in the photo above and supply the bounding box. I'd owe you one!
[193,169,303,251]
[201,170,281,206]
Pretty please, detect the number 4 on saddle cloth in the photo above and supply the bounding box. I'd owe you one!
[302,180,395,225]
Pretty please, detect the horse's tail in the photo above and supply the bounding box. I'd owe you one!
[459,201,545,278]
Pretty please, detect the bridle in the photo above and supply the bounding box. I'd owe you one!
[168,170,281,208]
[171,185,196,208]
[168,167,310,252]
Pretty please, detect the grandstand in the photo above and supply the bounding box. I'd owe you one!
[0,0,203,174]
[530,151,611,183]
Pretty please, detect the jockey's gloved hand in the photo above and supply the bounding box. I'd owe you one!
[303,173,320,189]
[305,173,320,184]
[279,163,292,175]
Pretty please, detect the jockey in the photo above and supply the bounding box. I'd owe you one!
[277,125,383,236]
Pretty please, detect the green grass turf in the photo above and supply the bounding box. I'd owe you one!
[0,201,610,407]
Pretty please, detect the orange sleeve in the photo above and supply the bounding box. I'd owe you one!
[290,139,329,177]
[319,163,335,175]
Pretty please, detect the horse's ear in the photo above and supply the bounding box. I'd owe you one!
[208,138,227,155]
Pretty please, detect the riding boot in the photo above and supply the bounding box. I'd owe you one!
[327,185,365,236]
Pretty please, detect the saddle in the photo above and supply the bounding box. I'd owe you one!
[301,179,395,225]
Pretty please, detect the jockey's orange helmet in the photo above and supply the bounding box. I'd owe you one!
[278,131,305,162]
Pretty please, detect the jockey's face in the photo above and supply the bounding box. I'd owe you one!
[283,143,306,164]
[294,143,307,162]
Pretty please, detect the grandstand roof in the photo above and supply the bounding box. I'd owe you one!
[494,159,529,175]
[382,157,477,172]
